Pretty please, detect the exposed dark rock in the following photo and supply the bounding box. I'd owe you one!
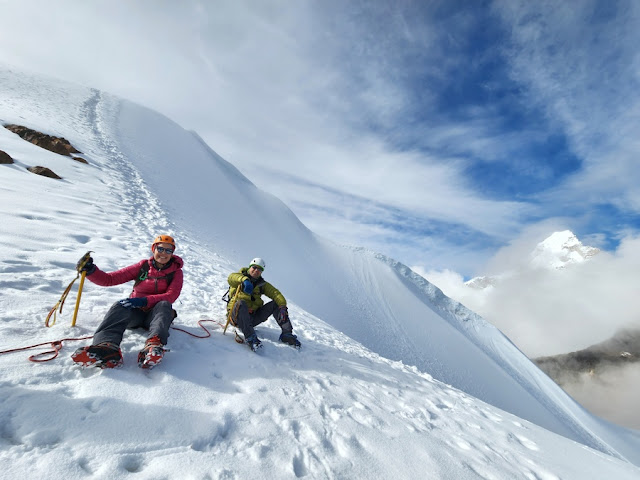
[0,149,13,164]
[4,124,81,156]
[27,166,62,179]
[534,328,640,384]
[72,156,89,164]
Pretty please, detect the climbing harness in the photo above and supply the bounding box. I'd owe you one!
[45,251,92,327]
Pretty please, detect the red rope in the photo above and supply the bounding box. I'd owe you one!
[170,319,225,338]
[0,319,226,363]
[0,335,94,363]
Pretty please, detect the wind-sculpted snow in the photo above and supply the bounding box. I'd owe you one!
[2,66,640,477]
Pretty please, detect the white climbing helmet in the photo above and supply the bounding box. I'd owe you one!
[249,257,266,271]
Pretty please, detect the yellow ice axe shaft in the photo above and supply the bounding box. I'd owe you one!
[70,271,86,327]
[45,251,92,327]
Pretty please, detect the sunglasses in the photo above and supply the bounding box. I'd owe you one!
[155,246,174,254]
[250,265,264,272]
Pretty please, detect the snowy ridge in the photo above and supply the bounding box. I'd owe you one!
[2,66,640,478]
[377,253,636,459]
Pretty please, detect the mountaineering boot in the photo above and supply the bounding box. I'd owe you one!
[71,342,123,368]
[279,332,301,349]
[245,333,262,352]
[137,335,165,369]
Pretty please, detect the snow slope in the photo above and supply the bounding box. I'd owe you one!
[1,66,640,478]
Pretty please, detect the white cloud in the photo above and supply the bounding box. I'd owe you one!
[562,364,640,431]
[0,1,538,275]
[423,231,640,358]
[2,0,640,280]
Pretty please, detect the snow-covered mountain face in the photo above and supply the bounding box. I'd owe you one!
[2,67,640,472]
[465,275,499,290]
[529,230,600,270]
[465,230,600,289]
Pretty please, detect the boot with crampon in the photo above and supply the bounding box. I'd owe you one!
[71,342,123,368]
[137,335,165,369]
[245,333,262,352]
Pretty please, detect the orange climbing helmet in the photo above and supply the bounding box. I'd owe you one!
[151,234,176,252]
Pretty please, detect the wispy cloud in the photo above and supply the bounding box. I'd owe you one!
[1,0,639,278]
[495,0,640,215]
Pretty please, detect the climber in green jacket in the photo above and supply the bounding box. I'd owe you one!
[227,257,301,351]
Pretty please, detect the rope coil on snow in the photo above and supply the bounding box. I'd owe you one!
[0,336,94,362]
[170,319,225,338]
[0,319,226,363]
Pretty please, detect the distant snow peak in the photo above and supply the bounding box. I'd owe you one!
[530,230,600,270]
[465,275,497,290]
[465,230,599,289]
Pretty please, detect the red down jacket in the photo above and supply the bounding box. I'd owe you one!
[87,255,184,308]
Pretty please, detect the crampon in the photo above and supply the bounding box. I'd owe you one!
[71,343,123,368]
[137,336,166,369]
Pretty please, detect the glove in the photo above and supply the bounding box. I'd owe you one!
[77,256,96,275]
[242,279,253,295]
[279,332,301,348]
[278,306,289,323]
[119,297,148,309]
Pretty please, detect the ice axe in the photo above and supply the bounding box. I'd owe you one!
[46,251,92,327]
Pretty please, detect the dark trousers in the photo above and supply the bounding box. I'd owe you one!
[92,300,174,346]
[233,300,291,338]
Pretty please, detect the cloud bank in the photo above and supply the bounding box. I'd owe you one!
[421,233,640,358]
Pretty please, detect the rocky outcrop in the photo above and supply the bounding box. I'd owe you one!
[534,328,640,384]
[0,149,13,164]
[27,166,62,179]
[4,124,81,156]
[3,124,88,172]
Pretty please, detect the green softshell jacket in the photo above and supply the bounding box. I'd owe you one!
[227,268,286,312]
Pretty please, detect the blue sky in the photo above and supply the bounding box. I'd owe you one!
[1,0,640,277]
